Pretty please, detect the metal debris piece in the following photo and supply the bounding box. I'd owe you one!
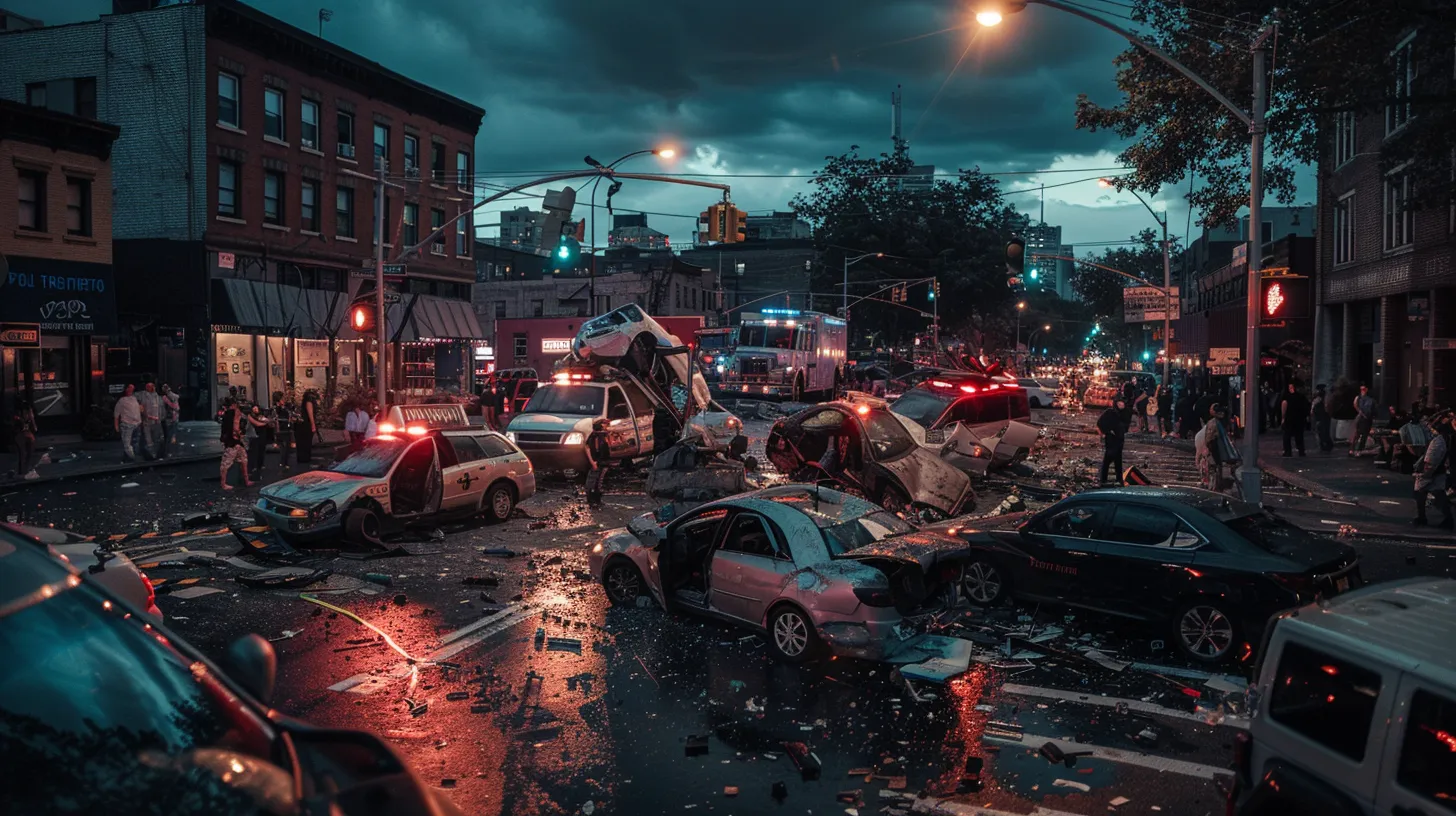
[268,629,304,642]
[1053,779,1091,793]
[546,637,583,653]
[723,786,738,797]
[446,692,470,701]
[363,572,392,586]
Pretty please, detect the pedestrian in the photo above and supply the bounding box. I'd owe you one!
[1259,381,1276,433]
[1133,388,1150,433]
[159,384,180,458]
[1280,382,1309,457]
[137,381,163,461]
[294,390,318,465]
[113,384,143,463]
[1397,408,1431,475]
[1177,389,1198,438]
[1350,384,1375,454]
[218,397,252,490]
[344,399,369,453]
[1154,383,1173,438]
[12,398,38,480]
[273,390,295,472]
[245,403,272,481]
[1204,403,1240,493]
[1413,412,1453,529]
[1098,397,1126,486]
[1311,384,1333,452]
[479,381,498,430]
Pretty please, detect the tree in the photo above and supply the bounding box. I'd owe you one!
[790,140,1026,349]
[1070,230,1179,356]
[1076,1,1455,228]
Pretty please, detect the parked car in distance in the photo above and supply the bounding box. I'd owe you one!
[1018,378,1060,409]
[10,522,162,620]
[1231,578,1456,816]
[889,373,1031,437]
[942,486,1361,662]
[588,484,972,663]
[0,527,464,815]
[766,397,973,521]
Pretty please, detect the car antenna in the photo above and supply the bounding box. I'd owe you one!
[813,482,821,512]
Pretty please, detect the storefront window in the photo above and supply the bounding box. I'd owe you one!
[214,333,254,404]
[19,339,76,417]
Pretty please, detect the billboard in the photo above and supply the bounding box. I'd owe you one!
[1123,286,1180,323]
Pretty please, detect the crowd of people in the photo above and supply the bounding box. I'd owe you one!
[215,388,321,490]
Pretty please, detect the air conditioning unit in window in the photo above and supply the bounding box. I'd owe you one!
[405,166,420,179]
[338,143,355,159]
[302,138,316,150]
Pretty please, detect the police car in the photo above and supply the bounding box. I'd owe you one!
[255,403,535,546]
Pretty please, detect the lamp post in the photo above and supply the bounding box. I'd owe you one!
[1028,323,1052,355]
[977,0,1271,503]
[583,148,676,312]
[842,252,883,319]
[1099,178,1171,388]
[1014,300,1026,361]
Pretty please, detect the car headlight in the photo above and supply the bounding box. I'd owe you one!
[592,543,603,553]
[563,432,585,445]
[505,431,517,443]
[315,500,337,520]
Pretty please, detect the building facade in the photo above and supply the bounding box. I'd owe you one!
[744,211,810,241]
[498,206,543,250]
[678,239,816,318]
[0,99,120,430]
[0,0,485,416]
[1022,223,1063,295]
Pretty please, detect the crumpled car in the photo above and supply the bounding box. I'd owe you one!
[588,484,972,662]
[571,303,711,411]
[765,398,973,521]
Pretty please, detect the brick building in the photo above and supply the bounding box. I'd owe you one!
[0,99,120,429]
[1313,30,1456,411]
[678,239,817,318]
[0,0,485,417]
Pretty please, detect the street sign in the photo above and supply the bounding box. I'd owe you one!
[1122,286,1180,322]
[1424,338,1456,351]
[0,323,40,348]
[1210,365,1238,376]
[354,263,407,277]
[1209,347,1240,366]
[382,292,401,304]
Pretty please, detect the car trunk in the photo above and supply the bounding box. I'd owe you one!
[1223,511,1362,594]
[839,534,967,614]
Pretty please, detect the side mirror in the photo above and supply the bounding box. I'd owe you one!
[226,634,277,705]
[1173,532,1202,548]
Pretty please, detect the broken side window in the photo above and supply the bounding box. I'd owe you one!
[721,513,780,559]
[1268,641,1382,762]
[1035,504,1108,539]
[1105,505,1181,547]
[1397,689,1456,811]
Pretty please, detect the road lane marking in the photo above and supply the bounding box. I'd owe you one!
[985,731,1234,779]
[329,603,535,695]
[917,803,1086,816]
[1001,683,1249,730]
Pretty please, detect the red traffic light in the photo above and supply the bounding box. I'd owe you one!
[349,302,376,333]
[1258,275,1309,321]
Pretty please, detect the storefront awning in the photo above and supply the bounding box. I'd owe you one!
[213,279,347,337]
[411,295,484,341]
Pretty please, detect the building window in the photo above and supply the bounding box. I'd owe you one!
[494,301,506,319]
[300,99,319,149]
[1384,173,1412,250]
[431,208,445,253]
[26,77,97,119]
[513,334,527,359]
[263,171,284,225]
[1334,192,1356,265]
[404,134,419,176]
[65,177,91,237]
[456,150,470,186]
[336,186,355,238]
[300,179,320,232]
[1261,221,1273,245]
[217,73,239,127]
[457,212,471,256]
[530,300,543,317]
[264,88,284,140]
[217,160,238,218]
[402,202,419,246]
[25,82,45,108]
[17,170,45,231]
[431,143,445,183]
[373,124,389,169]
[1333,111,1356,166]
[1387,38,1414,135]
[336,110,355,159]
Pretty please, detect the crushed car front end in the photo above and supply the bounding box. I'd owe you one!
[254,475,361,542]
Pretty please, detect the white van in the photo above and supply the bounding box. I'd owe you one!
[1231,578,1456,815]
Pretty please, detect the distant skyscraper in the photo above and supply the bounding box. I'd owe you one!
[1056,245,1078,301]
[1023,223,1063,293]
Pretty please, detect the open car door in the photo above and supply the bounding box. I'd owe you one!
[388,439,442,518]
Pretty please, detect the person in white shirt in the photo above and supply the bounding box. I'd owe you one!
[113,385,143,463]
[344,400,371,454]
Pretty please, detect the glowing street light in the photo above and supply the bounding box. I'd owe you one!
[975,10,1003,26]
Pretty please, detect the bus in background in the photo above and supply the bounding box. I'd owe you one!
[695,326,737,385]
[719,309,847,401]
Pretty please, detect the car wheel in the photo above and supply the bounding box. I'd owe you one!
[1029,397,1042,409]
[767,605,820,663]
[483,481,515,522]
[959,559,1007,606]
[879,487,913,518]
[602,560,644,606]
[343,506,382,546]
[1175,600,1238,662]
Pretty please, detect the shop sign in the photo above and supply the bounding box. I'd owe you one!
[0,323,40,348]
[1122,286,1180,323]
[1209,347,1240,366]
[295,339,331,368]
[219,252,236,270]
[541,338,572,353]
[474,345,495,359]
[0,257,118,335]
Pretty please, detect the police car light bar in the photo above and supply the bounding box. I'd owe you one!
[378,422,397,434]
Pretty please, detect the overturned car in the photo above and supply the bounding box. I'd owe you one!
[588,484,972,663]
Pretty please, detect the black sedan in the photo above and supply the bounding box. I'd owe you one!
[941,486,1361,662]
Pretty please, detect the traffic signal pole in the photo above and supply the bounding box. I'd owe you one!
[375,160,388,410]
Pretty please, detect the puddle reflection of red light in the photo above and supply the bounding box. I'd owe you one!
[1320,664,1339,676]
[936,665,993,797]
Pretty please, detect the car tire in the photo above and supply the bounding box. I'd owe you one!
[483,481,515,522]
[343,506,382,546]
[959,559,1007,606]
[1174,599,1239,663]
[602,560,644,606]
[766,604,820,663]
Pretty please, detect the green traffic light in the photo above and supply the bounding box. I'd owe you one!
[557,244,570,260]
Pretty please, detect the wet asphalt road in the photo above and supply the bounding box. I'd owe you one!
[4,411,1453,816]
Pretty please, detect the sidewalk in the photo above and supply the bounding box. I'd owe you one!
[0,421,347,492]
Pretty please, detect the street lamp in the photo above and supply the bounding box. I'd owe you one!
[584,147,676,309]
[1014,301,1026,361]
[976,0,1272,503]
[843,252,883,318]
[1100,177,1172,388]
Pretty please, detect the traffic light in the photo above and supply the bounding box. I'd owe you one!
[928,279,939,301]
[348,298,376,334]
[1259,275,1310,322]
[1005,237,1025,292]
[553,236,580,273]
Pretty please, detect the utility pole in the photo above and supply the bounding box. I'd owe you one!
[1161,218,1171,387]
[1240,25,1274,503]
[374,159,388,410]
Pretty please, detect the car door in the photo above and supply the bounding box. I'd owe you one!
[770,407,841,476]
[1014,501,1113,604]
[603,385,641,458]
[439,432,490,511]
[387,439,441,517]
[663,507,729,607]
[1377,677,1456,816]
[708,511,796,624]
[623,381,659,453]
[1091,503,1204,620]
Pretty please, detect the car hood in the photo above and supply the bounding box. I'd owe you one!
[261,470,366,507]
[879,450,972,514]
[840,531,966,569]
[507,413,596,432]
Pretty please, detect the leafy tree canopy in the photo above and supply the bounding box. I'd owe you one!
[1071,230,1180,352]
[1076,0,1455,227]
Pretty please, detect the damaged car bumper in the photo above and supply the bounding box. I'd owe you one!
[815,608,910,661]
[253,500,344,542]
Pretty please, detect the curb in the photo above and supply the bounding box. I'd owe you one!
[0,451,224,492]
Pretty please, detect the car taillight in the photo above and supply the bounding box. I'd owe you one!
[140,572,156,610]
[853,587,896,607]
[1271,572,1314,596]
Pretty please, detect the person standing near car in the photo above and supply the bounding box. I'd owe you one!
[1204,404,1239,493]
[1413,412,1453,529]
[272,391,294,471]
[12,398,38,480]
[1098,397,1126,485]
[159,384,180,458]
[113,384,143,463]
[294,391,318,465]
[1350,384,1375,454]
[1154,383,1173,439]
[1311,384,1333,452]
[218,397,252,490]
[1280,381,1309,457]
[344,399,369,453]
[479,380,499,430]
[245,403,272,481]
[137,382,163,461]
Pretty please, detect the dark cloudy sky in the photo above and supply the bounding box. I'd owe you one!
[12,0,1312,253]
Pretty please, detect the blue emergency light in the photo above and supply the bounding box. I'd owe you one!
[761,308,801,316]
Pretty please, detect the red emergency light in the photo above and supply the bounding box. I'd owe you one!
[960,384,978,394]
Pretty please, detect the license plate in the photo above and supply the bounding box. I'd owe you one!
[1335,576,1350,593]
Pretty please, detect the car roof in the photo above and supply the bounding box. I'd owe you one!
[1068,485,1251,515]
[1276,579,1456,683]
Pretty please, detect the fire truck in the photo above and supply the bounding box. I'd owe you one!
[720,309,847,401]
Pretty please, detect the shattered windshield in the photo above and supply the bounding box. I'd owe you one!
[329,437,406,478]
[862,409,917,460]
[738,324,793,349]
[522,385,605,416]
[890,390,953,428]
[822,511,916,556]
